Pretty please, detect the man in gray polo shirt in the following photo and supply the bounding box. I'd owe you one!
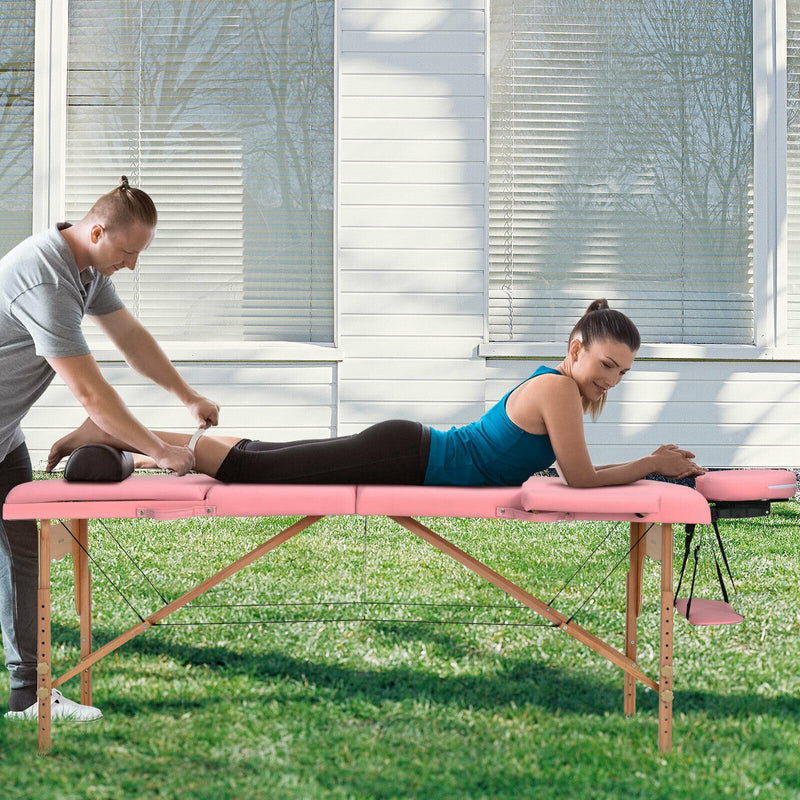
[0,177,219,721]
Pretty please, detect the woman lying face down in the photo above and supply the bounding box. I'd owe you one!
[48,299,705,488]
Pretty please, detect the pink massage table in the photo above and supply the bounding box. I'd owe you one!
[3,469,795,755]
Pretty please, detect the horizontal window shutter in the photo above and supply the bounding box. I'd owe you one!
[489,0,754,344]
[0,1,34,253]
[66,0,334,345]
[788,0,800,344]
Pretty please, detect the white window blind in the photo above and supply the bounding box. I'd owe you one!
[489,0,753,344]
[788,0,800,344]
[0,1,34,254]
[66,0,334,345]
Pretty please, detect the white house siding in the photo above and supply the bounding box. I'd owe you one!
[19,1,800,470]
[22,362,338,470]
[338,0,800,471]
[338,0,489,436]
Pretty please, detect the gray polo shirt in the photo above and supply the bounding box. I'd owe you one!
[0,224,125,461]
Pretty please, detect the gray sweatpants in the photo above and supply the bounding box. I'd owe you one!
[0,443,38,696]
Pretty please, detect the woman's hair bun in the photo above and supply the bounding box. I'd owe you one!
[586,298,610,314]
[570,297,640,351]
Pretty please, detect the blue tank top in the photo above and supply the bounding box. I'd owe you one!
[423,365,559,486]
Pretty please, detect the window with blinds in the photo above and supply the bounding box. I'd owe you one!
[0,1,34,256]
[66,0,334,345]
[788,0,800,344]
[489,0,753,344]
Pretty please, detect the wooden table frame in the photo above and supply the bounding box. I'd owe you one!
[33,513,676,755]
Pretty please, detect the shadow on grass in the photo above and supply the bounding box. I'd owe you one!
[53,620,625,715]
[51,620,800,723]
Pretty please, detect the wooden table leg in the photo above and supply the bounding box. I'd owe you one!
[659,523,675,754]
[73,519,92,706]
[625,522,646,717]
[37,519,52,755]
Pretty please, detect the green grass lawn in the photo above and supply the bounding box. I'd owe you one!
[1,501,799,799]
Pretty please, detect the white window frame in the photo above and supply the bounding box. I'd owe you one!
[32,0,341,364]
[481,0,792,363]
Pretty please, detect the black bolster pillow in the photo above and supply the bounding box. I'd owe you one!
[63,444,135,483]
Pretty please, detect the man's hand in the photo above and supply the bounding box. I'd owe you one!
[154,443,196,475]
[186,395,220,429]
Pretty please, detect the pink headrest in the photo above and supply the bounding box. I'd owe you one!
[521,477,660,513]
[694,469,796,502]
[355,479,711,524]
[519,476,711,524]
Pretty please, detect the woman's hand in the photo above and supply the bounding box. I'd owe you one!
[649,444,706,478]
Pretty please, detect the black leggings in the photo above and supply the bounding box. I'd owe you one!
[215,420,431,485]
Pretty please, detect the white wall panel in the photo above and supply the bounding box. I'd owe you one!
[340,139,485,162]
[337,1,488,436]
[23,361,337,470]
[23,2,800,475]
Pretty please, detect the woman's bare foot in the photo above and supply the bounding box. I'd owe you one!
[132,454,159,470]
[47,418,120,472]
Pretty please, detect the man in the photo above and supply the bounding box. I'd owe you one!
[0,176,219,720]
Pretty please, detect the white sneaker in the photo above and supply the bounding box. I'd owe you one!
[4,689,103,722]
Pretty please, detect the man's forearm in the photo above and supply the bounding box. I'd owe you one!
[96,309,218,426]
[120,324,199,405]
[78,379,169,458]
